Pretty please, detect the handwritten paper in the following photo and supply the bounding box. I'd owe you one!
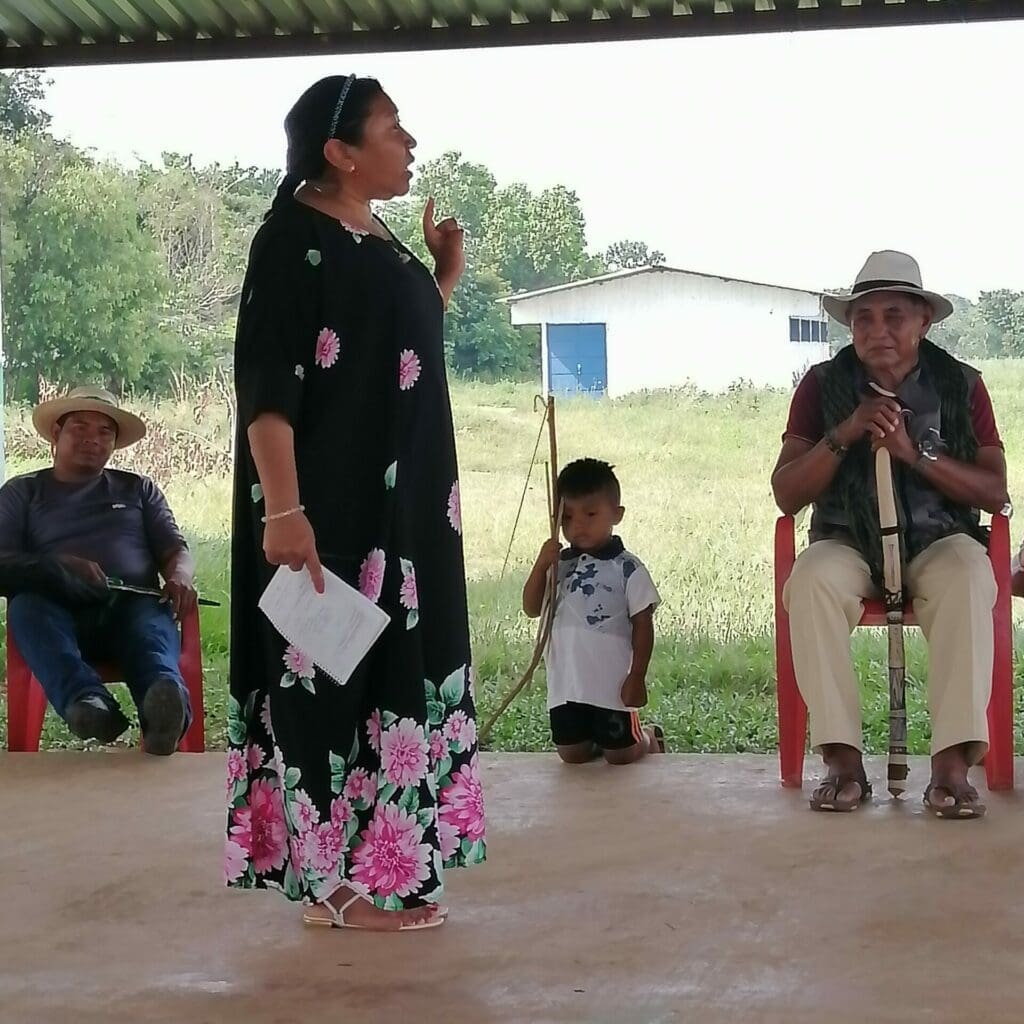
[258,566,391,685]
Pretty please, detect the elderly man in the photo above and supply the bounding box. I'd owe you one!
[773,251,1008,819]
[0,386,196,754]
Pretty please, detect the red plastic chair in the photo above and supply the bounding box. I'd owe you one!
[774,511,1014,790]
[5,602,205,753]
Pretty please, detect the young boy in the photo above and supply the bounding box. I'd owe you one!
[523,458,664,765]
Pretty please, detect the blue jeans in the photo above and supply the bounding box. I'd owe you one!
[8,592,192,730]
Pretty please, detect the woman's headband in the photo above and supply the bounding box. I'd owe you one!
[328,75,357,139]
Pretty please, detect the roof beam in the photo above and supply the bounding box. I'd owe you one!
[2,0,1022,68]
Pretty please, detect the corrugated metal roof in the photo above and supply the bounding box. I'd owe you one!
[1,0,1021,68]
[504,266,823,303]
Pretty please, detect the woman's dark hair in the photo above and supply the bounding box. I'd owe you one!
[266,75,384,220]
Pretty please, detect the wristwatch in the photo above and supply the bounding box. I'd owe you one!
[913,435,942,472]
[824,429,848,459]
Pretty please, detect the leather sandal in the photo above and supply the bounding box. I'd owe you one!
[923,783,987,820]
[809,770,872,813]
[303,890,448,931]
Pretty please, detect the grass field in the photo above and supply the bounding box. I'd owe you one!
[4,362,1024,755]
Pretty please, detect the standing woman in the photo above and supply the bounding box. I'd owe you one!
[224,75,486,931]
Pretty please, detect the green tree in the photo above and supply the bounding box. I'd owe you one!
[602,240,666,271]
[444,267,533,378]
[973,289,1024,357]
[383,153,608,377]
[0,70,51,139]
[135,153,278,384]
[928,294,974,356]
[483,183,603,293]
[5,160,167,400]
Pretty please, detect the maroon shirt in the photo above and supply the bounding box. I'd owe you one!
[783,369,1002,448]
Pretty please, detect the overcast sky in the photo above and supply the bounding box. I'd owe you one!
[41,19,1024,299]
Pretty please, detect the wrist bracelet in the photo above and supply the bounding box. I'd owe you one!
[824,429,848,459]
[262,505,305,524]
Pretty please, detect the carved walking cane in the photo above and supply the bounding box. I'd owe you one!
[479,395,560,744]
[875,445,909,797]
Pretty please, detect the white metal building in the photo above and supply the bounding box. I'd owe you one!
[506,266,828,397]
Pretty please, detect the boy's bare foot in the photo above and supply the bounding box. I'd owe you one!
[646,725,665,754]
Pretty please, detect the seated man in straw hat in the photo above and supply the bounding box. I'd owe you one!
[0,386,196,754]
[772,251,1009,819]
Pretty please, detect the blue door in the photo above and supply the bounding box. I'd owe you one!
[547,323,608,397]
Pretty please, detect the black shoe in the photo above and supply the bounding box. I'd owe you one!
[141,678,186,756]
[65,695,131,744]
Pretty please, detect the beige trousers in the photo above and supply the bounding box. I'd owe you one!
[782,534,996,761]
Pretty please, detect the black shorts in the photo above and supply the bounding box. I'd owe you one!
[549,702,645,751]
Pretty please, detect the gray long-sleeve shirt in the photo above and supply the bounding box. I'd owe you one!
[0,468,187,588]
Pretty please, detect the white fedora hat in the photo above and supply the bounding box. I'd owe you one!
[32,385,146,450]
[823,250,953,326]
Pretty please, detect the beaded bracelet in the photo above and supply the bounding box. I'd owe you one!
[262,505,305,524]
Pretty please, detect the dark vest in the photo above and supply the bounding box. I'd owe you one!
[809,356,984,563]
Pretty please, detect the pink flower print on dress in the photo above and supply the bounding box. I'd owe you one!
[331,796,354,828]
[447,481,462,535]
[223,839,249,884]
[399,563,418,612]
[300,821,345,875]
[398,349,422,391]
[246,743,266,772]
[366,711,383,756]
[399,558,419,630]
[351,803,432,899]
[260,694,274,738]
[281,645,316,693]
[344,766,377,806]
[443,710,477,752]
[228,805,252,856]
[438,818,461,863]
[242,779,289,874]
[290,788,320,833]
[315,328,341,369]
[380,717,430,789]
[439,753,486,843]
[289,833,308,874]
[359,548,386,603]
[428,729,447,764]
[226,748,247,797]
[283,645,314,679]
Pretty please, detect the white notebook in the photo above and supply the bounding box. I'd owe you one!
[258,565,391,685]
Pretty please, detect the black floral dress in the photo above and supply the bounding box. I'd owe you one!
[224,198,485,910]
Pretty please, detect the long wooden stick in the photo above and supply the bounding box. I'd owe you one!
[875,446,909,797]
[479,395,559,744]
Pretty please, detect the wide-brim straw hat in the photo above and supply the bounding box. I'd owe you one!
[32,386,146,450]
[823,250,954,326]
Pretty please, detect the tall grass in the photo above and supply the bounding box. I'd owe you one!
[4,362,1024,755]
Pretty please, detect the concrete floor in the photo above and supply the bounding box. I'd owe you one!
[1,753,1023,1024]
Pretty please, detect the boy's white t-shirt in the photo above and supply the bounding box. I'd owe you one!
[544,537,660,712]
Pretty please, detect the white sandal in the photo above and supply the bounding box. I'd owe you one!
[302,890,448,931]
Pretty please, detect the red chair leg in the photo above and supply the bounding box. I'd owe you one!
[775,516,806,788]
[6,638,48,752]
[984,512,1014,790]
[177,605,205,753]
